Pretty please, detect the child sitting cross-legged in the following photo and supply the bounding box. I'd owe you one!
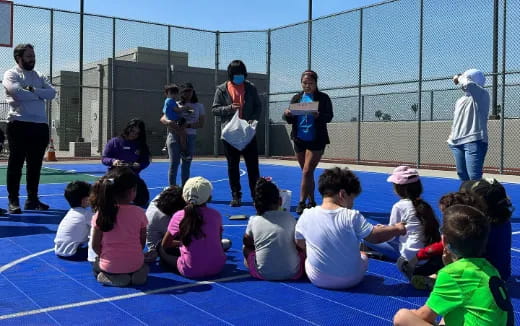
[160,177,226,278]
[54,181,93,261]
[295,167,406,289]
[393,204,513,326]
[90,168,149,287]
[243,177,305,280]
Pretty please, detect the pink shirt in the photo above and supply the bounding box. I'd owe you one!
[92,205,148,274]
[167,206,226,278]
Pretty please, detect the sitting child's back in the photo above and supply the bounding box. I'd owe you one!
[247,210,301,280]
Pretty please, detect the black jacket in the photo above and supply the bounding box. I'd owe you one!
[211,81,262,129]
[283,90,333,145]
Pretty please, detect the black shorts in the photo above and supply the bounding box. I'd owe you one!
[293,138,326,153]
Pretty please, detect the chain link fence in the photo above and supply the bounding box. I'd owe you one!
[0,0,518,173]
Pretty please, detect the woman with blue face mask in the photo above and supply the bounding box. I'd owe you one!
[212,60,262,207]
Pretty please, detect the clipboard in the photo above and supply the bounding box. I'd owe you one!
[289,101,319,115]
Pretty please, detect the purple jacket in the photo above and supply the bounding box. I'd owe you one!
[102,136,150,174]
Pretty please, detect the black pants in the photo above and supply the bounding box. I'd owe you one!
[222,136,260,198]
[6,121,49,203]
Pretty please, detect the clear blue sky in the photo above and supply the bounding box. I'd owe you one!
[14,0,382,31]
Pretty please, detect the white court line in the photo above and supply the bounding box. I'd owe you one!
[0,248,54,273]
[281,282,393,322]
[512,248,520,253]
[214,282,320,325]
[0,274,250,321]
[222,224,247,227]
[512,231,520,235]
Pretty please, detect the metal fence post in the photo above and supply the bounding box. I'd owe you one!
[417,0,424,169]
[48,9,54,132]
[213,31,220,157]
[356,8,363,164]
[79,0,84,140]
[307,0,312,70]
[265,29,271,157]
[430,90,434,121]
[111,17,116,138]
[491,0,499,119]
[167,26,171,84]
[500,0,507,174]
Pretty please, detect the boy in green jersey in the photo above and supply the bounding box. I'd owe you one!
[393,204,513,326]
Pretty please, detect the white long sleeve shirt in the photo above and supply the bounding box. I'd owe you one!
[447,74,490,145]
[2,65,56,123]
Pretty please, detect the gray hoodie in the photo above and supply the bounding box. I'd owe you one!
[447,69,489,145]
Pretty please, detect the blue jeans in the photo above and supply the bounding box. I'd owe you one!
[167,132,196,186]
[449,140,488,181]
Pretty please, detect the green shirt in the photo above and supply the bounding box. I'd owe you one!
[426,258,511,326]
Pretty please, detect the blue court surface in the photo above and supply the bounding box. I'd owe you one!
[0,160,519,325]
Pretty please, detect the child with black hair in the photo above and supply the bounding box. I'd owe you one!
[54,181,93,261]
[393,205,512,326]
[460,178,513,280]
[295,167,406,289]
[90,168,149,287]
[160,177,225,278]
[144,186,186,261]
[242,178,305,280]
[366,166,441,279]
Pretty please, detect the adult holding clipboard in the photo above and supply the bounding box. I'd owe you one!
[212,60,262,207]
[283,70,333,214]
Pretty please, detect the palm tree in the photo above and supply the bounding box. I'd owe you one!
[375,110,383,120]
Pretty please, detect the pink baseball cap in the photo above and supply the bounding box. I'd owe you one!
[387,166,420,184]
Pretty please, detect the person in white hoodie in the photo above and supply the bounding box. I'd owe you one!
[448,68,489,181]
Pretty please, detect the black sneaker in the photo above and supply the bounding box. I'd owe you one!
[24,200,50,211]
[8,202,22,214]
[296,201,307,215]
[229,192,242,207]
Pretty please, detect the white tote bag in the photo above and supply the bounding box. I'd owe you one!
[221,110,257,151]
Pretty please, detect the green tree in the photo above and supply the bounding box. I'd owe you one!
[411,103,418,116]
[375,110,383,120]
[382,113,391,121]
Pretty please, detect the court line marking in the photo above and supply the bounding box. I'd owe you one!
[5,240,148,325]
[512,231,520,235]
[512,248,520,253]
[222,224,247,227]
[0,274,250,321]
[281,282,393,322]
[168,294,234,325]
[0,272,62,325]
[0,248,54,273]
[214,282,320,325]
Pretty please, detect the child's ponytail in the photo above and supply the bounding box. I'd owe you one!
[89,167,138,232]
[179,202,205,246]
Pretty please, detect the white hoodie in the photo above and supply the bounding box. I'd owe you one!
[447,69,490,145]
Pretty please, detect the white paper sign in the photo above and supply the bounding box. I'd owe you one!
[289,101,319,115]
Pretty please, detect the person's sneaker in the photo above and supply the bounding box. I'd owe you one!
[24,200,49,211]
[296,201,307,215]
[221,238,232,251]
[396,256,414,280]
[8,202,22,214]
[230,193,242,207]
[411,275,435,291]
[97,272,131,287]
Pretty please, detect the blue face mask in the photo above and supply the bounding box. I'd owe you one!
[232,75,245,85]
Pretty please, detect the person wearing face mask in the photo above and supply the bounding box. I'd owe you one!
[2,44,56,214]
[212,60,262,207]
[283,70,334,215]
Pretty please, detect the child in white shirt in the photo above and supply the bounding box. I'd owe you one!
[54,181,93,261]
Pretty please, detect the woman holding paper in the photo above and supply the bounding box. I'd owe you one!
[283,70,333,214]
[212,60,262,207]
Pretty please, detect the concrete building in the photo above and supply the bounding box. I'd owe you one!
[51,47,268,156]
